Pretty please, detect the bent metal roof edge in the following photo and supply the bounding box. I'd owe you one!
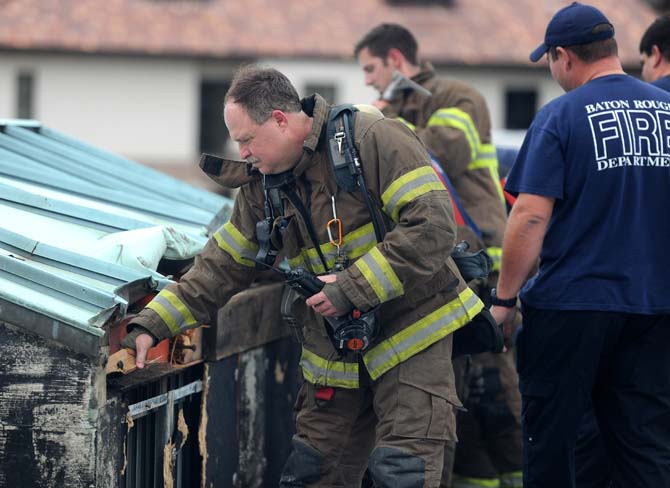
[0,119,231,356]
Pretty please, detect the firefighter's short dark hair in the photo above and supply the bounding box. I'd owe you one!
[354,23,419,65]
[640,15,670,60]
[225,65,302,124]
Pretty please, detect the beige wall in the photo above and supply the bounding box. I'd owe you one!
[0,53,199,165]
[0,53,564,169]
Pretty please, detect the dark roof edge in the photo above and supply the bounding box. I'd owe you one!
[0,297,104,359]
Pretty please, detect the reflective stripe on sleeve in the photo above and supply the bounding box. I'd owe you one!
[487,246,502,273]
[363,287,484,380]
[354,247,404,303]
[213,222,259,267]
[146,289,198,335]
[468,143,505,204]
[300,348,359,388]
[427,107,481,161]
[382,166,445,222]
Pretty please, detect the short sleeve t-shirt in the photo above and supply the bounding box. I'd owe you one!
[506,75,670,314]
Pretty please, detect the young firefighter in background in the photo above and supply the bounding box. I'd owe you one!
[122,65,485,487]
[355,23,523,488]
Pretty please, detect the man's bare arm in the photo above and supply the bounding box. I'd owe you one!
[491,193,554,324]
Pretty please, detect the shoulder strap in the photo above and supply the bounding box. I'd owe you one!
[326,104,359,192]
[326,104,386,243]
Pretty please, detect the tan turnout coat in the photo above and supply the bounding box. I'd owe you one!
[383,65,508,265]
[131,94,484,391]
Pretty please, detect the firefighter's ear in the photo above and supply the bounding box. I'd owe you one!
[651,45,664,69]
[271,109,289,129]
[387,48,405,69]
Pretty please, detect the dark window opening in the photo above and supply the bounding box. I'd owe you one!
[304,83,337,104]
[505,88,537,130]
[121,366,203,488]
[199,80,230,156]
[16,72,34,119]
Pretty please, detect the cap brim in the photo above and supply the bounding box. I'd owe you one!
[530,43,548,62]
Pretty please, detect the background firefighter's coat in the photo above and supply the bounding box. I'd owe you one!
[382,64,508,271]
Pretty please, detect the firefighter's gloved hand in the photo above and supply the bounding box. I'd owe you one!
[120,325,157,369]
[451,242,492,283]
[322,282,354,316]
[306,275,354,317]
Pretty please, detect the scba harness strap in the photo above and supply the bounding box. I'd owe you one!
[255,104,382,354]
[326,104,501,357]
[256,104,501,357]
[326,104,386,242]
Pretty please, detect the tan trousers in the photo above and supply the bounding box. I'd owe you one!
[281,335,460,488]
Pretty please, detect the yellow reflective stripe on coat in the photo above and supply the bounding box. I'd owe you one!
[499,471,523,488]
[213,222,259,267]
[288,223,377,274]
[487,246,502,272]
[300,348,359,388]
[468,143,505,204]
[354,247,404,302]
[364,287,484,380]
[146,289,197,335]
[452,475,501,488]
[427,107,481,161]
[382,166,445,222]
[396,116,416,132]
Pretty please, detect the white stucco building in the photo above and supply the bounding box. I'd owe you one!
[0,0,655,187]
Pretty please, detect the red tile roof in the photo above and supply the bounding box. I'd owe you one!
[0,0,657,66]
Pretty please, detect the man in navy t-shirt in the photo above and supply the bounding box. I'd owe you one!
[640,15,670,92]
[491,3,670,487]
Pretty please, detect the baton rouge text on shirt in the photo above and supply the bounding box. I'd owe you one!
[586,99,670,171]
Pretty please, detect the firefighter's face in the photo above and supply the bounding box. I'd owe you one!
[224,101,299,175]
[357,47,395,95]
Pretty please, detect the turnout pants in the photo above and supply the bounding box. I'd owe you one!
[451,350,523,488]
[279,336,460,488]
[517,305,670,488]
[440,355,471,488]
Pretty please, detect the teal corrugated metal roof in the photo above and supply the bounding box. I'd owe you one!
[0,119,233,355]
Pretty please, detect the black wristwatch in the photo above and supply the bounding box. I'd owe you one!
[490,288,517,308]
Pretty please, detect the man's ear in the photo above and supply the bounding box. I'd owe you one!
[387,48,405,69]
[271,109,289,128]
[652,44,664,68]
[556,47,572,70]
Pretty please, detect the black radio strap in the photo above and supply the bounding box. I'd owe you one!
[327,105,386,243]
[283,181,329,272]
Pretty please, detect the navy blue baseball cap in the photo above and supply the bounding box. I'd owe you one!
[530,2,615,62]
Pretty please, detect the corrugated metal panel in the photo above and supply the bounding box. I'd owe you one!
[0,119,232,355]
